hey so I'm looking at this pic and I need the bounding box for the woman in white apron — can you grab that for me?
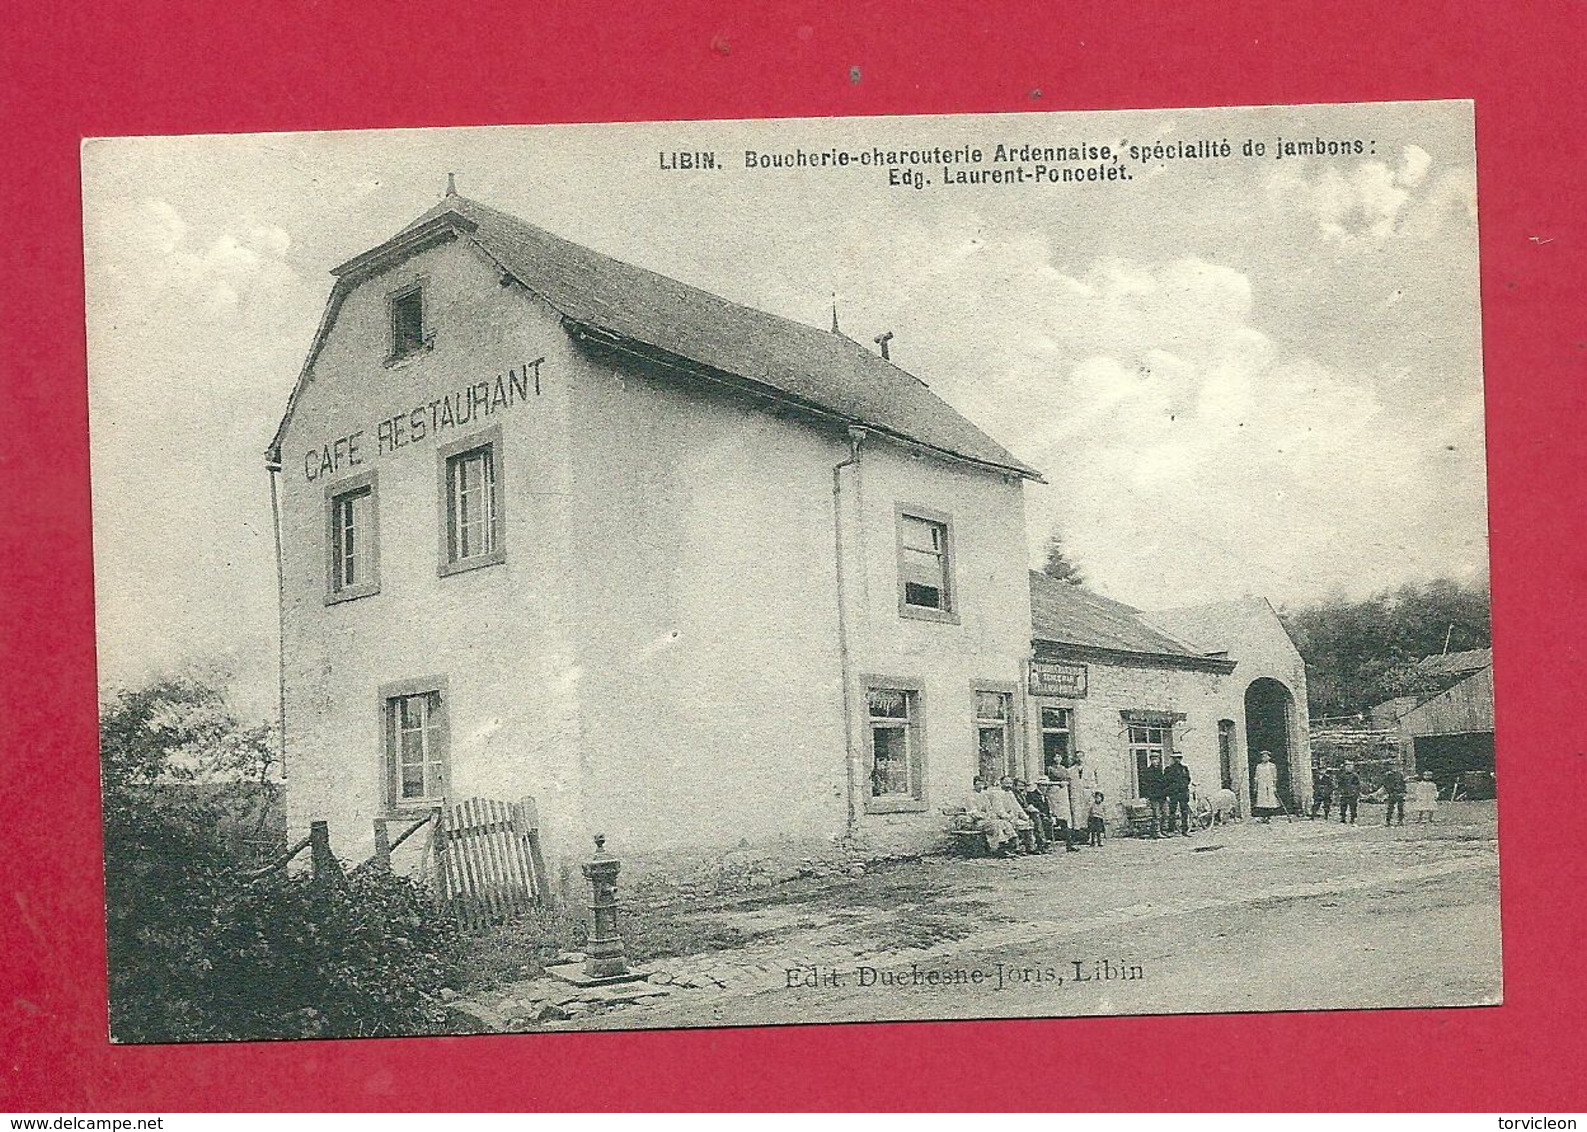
[1044,766,1077,851]
[1067,753,1096,843]
[1253,750,1282,822]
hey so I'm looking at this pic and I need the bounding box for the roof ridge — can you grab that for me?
[1029,570,1208,659]
[280,191,1042,480]
[457,195,880,359]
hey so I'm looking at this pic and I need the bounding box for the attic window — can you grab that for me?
[390,284,427,360]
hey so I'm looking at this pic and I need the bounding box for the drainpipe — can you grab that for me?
[832,426,868,837]
[267,459,288,779]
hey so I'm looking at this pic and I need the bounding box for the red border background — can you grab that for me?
[3,0,1583,1112]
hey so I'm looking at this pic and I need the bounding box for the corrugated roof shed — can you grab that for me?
[1029,571,1209,658]
[1402,663,1494,736]
[312,194,1039,479]
[1415,648,1492,680]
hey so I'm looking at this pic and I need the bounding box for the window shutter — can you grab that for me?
[429,689,450,800]
[383,699,398,808]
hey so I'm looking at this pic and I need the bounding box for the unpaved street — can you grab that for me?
[498,802,1500,1031]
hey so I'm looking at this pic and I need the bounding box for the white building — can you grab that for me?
[268,190,1039,885]
[267,189,1312,889]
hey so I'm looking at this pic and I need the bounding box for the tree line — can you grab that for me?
[1278,576,1492,718]
[1040,530,1489,720]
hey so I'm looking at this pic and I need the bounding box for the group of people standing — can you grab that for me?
[949,754,1108,856]
[952,752,1446,855]
[1312,761,1440,825]
[1135,750,1196,837]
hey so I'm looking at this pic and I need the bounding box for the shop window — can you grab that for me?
[390,283,428,360]
[381,679,449,810]
[897,508,956,622]
[1128,721,1172,797]
[438,428,505,576]
[1040,705,1074,776]
[324,471,379,604]
[975,689,1015,783]
[865,684,924,810]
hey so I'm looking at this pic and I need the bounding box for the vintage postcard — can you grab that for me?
[83,101,1496,1042]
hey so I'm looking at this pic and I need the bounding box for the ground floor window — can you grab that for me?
[866,684,923,809]
[1041,705,1074,776]
[1128,721,1171,797]
[1218,719,1237,791]
[382,680,449,809]
[974,689,1015,783]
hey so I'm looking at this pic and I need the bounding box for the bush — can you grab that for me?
[200,869,461,1041]
[109,857,462,1042]
[101,675,461,1043]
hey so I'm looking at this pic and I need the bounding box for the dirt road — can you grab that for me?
[539,802,1502,1030]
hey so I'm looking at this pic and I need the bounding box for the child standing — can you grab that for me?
[1088,791,1106,847]
[1409,772,1439,823]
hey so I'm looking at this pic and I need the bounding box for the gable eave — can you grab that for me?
[563,318,1045,483]
[266,216,505,467]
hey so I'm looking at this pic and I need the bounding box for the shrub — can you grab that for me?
[200,869,461,1041]
[101,675,461,1043]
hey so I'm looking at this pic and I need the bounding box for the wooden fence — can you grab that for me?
[432,797,551,931]
[238,799,552,932]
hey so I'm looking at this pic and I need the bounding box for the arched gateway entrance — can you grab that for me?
[1245,677,1297,809]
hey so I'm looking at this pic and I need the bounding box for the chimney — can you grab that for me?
[446,172,458,196]
[873,330,894,360]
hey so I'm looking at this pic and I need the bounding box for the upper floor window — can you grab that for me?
[438,428,506,577]
[897,508,956,622]
[324,471,379,604]
[389,283,427,360]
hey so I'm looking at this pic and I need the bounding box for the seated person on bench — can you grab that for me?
[943,777,1017,855]
[993,775,1037,853]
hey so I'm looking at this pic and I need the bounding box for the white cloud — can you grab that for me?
[1269,144,1455,246]
[825,224,1474,608]
[1399,144,1432,187]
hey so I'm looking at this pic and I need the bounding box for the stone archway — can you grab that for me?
[1245,677,1297,808]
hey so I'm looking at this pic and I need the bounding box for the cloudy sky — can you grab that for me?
[82,102,1486,719]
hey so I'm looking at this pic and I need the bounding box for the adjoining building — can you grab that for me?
[1027,579,1313,819]
[1142,599,1315,813]
[1373,648,1495,792]
[267,189,1312,888]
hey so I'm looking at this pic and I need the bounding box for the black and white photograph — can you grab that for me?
[83,100,1497,1043]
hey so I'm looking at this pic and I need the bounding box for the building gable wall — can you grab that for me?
[561,347,1035,863]
[276,236,581,867]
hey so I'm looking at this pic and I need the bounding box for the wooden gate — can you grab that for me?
[434,797,551,930]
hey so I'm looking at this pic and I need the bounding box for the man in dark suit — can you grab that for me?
[1383,764,1408,826]
[1139,752,1169,838]
[1337,760,1363,824]
[1017,778,1053,850]
[1164,751,1193,836]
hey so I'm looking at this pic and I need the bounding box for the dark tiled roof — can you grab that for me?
[1140,598,1270,655]
[1416,648,1492,679]
[1029,571,1209,659]
[374,195,1040,479]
